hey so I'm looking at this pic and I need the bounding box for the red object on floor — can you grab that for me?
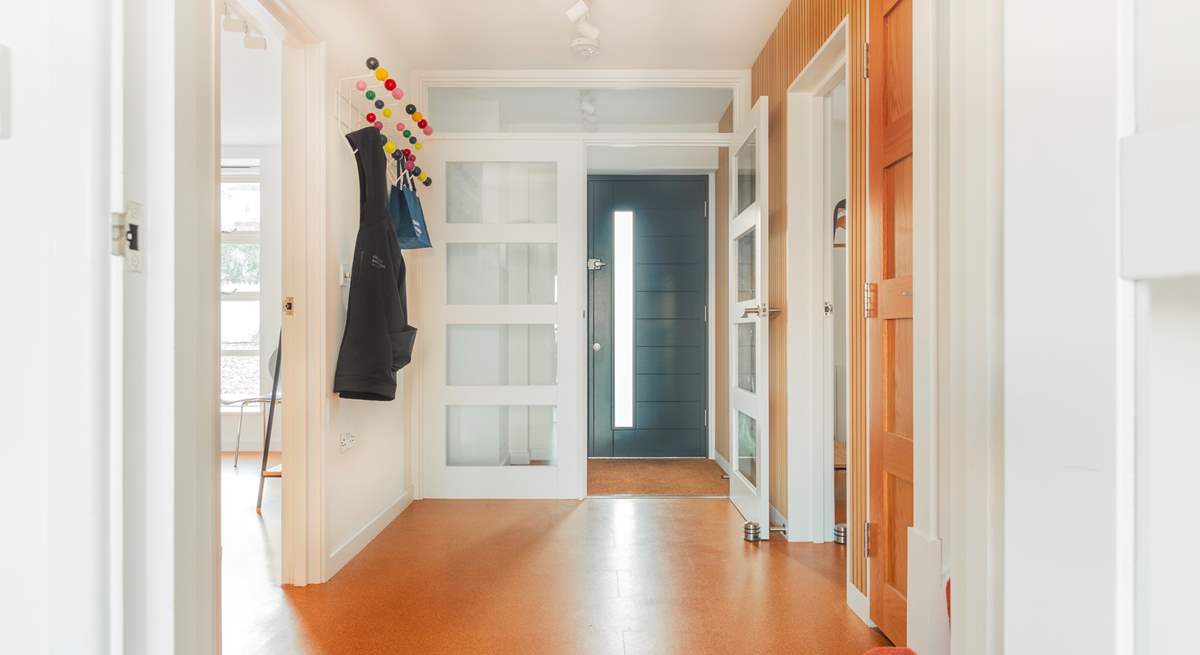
[865,649,917,655]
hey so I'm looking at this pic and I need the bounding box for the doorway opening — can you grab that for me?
[217,2,290,650]
[585,172,723,496]
[824,80,850,538]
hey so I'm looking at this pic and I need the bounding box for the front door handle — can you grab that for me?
[592,342,601,352]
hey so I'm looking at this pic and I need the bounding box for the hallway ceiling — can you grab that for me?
[365,0,791,69]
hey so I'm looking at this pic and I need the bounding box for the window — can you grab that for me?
[613,210,634,428]
[220,159,263,400]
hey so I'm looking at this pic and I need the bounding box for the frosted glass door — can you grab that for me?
[422,141,584,499]
[728,99,771,531]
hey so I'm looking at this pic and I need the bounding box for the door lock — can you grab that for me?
[592,342,601,352]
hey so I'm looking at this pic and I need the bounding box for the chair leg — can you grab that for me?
[234,402,247,468]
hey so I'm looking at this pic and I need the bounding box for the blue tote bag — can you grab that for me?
[388,170,432,250]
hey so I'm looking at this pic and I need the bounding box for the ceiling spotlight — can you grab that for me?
[565,0,590,23]
[571,36,600,59]
[243,32,268,50]
[575,18,601,41]
[222,15,247,32]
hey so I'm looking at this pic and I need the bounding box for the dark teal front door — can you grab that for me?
[588,176,708,457]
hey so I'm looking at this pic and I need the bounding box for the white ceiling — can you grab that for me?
[364,0,791,69]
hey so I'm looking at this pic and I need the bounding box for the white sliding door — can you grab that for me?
[421,140,585,499]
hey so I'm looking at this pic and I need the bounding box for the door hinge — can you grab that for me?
[704,200,709,219]
[823,301,834,316]
[703,409,708,427]
[704,304,708,322]
[864,521,872,558]
[863,283,877,319]
[587,257,607,271]
[111,201,144,272]
[863,41,870,79]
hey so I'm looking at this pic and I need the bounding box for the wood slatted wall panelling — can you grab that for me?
[848,0,867,595]
[715,106,733,464]
[748,0,866,593]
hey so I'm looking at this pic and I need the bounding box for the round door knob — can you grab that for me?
[592,342,601,352]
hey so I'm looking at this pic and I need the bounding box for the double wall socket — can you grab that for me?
[338,432,357,452]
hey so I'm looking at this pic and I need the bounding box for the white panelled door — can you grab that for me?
[1120,2,1200,653]
[421,139,585,499]
[728,99,771,530]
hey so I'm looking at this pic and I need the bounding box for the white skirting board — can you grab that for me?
[907,527,951,655]
[848,580,874,628]
[326,488,413,578]
[770,505,787,530]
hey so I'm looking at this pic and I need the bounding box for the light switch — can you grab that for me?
[0,44,10,139]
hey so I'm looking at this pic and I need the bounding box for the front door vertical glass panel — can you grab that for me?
[727,99,771,529]
[613,210,635,428]
[423,140,584,499]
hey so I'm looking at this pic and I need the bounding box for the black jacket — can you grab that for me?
[333,127,417,400]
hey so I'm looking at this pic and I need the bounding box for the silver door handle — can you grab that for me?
[741,305,782,318]
[592,342,601,352]
[587,258,607,271]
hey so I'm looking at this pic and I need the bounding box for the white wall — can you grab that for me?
[284,0,415,577]
[220,31,282,145]
[0,2,110,652]
[1004,0,1126,652]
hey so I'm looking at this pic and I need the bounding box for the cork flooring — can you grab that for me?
[222,455,889,655]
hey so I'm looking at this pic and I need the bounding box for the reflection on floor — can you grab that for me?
[220,452,302,655]
[222,455,886,654]
[588,458,728,496]
[284,499,885,654]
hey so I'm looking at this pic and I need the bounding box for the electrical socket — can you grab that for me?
[338,432,357,452]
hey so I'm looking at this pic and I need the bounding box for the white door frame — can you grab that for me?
[784,18,849,543]
[270,1,328,587]
[412,71,745,499]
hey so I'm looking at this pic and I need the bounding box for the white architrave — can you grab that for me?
[783,18,849,545]
[410,70,745,501]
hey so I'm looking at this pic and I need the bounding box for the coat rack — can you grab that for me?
[335,56,435,188]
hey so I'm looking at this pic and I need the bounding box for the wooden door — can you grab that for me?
[867,0,913,645]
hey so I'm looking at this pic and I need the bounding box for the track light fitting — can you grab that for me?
[222,16,247,33]
[565,0,599,58]
[565,0,590,23]
[243,33,268,50]
[575,18,600,41]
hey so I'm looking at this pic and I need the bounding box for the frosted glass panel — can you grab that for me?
[738,323,756,393]
[447,405,557,466]
[737,411,757,487]
[447,324,557,386]
[737,227,756,302]
[447,243,557,304]
[447,162,557,224]
[613,210,634,428]
[735,133,757,215]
